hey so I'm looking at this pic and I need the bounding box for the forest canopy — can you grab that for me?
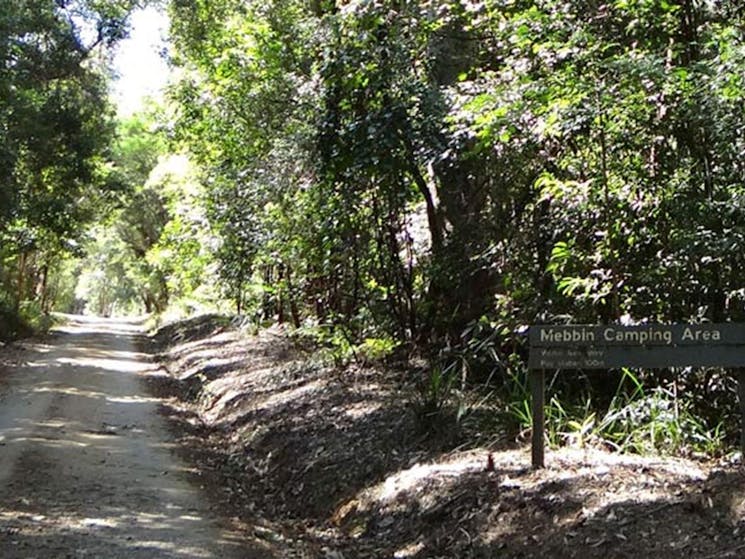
[0,0,144,332]
[164,0,745,339]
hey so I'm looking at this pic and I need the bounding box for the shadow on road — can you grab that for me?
[0,315,267,559]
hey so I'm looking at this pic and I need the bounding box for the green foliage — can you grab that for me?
[166,0,320,316]
[18,300,56,333]
[293,320,401,367]
[416,361,462,431]
[356,337,400,363]
[75,226,139,315]
[0,0,141,331]
[506,368,726,456]
[73,110,226,317]
[0,0,135,236]
[160,0,745,456]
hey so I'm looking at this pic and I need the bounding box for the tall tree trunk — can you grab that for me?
[39,264,49,313]
[15,252,27,314]
[277,263,285,324]
[285,265,301,328]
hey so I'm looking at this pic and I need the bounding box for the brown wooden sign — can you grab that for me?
[529,324,745,369]
[527,323,745,469]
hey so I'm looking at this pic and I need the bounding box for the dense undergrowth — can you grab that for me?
[425,326,733,458]
[154,314,733,461]
[0,302,57,342]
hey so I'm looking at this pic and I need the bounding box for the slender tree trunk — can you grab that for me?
[596,90,620,321]
[236,292,242,316]
[277,263,285,324]
[262,265,273,320]
[15,252,27,313]
[285,265,301,328]
[399,134,445,252]
[39,264,49,313]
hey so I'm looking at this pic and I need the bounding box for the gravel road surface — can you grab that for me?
[0,315,262,559]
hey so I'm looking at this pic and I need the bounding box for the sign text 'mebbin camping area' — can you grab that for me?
[527,323,745,468]
[529,323,745,370]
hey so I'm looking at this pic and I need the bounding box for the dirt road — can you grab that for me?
[0,315,263,559]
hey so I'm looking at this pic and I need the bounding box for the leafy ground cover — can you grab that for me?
[145,316,745,558]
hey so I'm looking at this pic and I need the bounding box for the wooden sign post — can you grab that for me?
[528,324,745,469]
[530,368,545,469]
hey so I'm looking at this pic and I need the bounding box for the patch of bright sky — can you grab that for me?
[110,5,171,116]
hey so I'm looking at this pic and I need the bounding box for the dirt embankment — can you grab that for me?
[149,315,745,559]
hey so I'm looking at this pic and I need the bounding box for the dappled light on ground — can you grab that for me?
[152,315,745,558]
[0,315,263,558]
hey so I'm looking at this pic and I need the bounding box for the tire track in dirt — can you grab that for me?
[0,315,269,559]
